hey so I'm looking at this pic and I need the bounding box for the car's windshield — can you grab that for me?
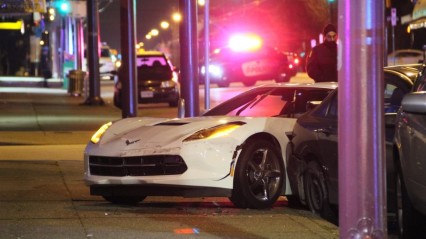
[136,55,172,80]
[203,87,332,117]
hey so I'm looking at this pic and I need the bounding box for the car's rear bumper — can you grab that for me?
[138,88,179,104]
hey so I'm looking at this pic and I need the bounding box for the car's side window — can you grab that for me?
[328,94,338,118]
[414,71,426,92]
[311,90,337,119]
[384,83,404,113]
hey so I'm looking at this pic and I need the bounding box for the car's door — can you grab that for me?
[399,74,426,207]
[311,91,339,203]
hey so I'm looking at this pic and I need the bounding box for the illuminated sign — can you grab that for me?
[0,0,47,14]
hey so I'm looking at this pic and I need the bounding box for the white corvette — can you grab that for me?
[84,82,337,208]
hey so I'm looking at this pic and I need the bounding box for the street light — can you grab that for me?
[150,29,159,36]
[160,21,170,29]
[172,13,182,22]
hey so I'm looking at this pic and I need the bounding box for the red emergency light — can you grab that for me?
[228,33,263,52]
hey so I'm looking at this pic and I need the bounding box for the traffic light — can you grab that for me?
[56,1,71,16]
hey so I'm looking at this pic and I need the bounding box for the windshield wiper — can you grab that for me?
[235,89,275,116]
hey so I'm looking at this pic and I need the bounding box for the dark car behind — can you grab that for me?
[114,51,180,108]
[393,64,426,238]
[285,64,422,224]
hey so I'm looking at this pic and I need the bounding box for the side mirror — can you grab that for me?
[401,92,426,114]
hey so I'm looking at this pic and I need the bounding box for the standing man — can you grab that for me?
[306,23,338,82]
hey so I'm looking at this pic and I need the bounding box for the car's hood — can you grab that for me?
[99,116,245,145]
[92,116,296,153]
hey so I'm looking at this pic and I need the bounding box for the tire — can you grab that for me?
[275,73,290,83]
[217,81,230,88]
[395,168,426,239]
[169,100,178,107]
[243,80,256,87]
[285,195,303,208]
[230,139,284,209]
[304,161,336,223]
[103,196,146,205]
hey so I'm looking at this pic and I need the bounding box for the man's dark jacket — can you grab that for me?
[306,41,337,82]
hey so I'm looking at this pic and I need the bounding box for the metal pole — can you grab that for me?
[76,18,84,70]
[119,0,138,118]
[339,0,387,238]
[204,0,210,111]
[179,0,199,117]
[84,0,104,105]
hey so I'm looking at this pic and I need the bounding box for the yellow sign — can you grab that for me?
[0,20,23,30]
[0,0,47,13]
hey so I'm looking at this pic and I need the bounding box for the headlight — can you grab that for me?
[161,80,176,88]
[201,64,223,78]
[183,122,245,142]
[91,122,112,144]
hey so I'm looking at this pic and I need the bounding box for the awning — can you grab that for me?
[410,0,426,29]
[0,0,47,14]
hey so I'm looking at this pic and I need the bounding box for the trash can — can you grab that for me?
[67,70,86,96]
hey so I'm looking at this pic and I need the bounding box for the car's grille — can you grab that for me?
[89,155,187,176]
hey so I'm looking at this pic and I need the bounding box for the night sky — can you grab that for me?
[99,0,178,51]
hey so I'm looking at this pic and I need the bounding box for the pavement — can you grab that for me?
[0,75,345,239]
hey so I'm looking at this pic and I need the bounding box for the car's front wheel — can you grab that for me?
[304,161,336,223]
[103,196,146,205]
[395,167,426,238]
[230,139,284,209]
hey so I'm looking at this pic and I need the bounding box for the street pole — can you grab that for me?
[179,0,199,117]
[339,0,387,238]
[84,0,104,105]
[203,0,210,111]
[119,0,138,118]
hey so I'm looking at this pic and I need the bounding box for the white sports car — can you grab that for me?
[84,82,337,208]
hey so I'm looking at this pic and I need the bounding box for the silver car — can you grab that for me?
[394,64,426,238]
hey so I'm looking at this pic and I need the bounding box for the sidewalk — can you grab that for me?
[0,86,121,145]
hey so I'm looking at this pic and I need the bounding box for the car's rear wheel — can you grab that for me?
[395,167,426,238]
[230,139,284,209]
[304,161,336,223]
[103,196,146,205]
[243,80,256,87]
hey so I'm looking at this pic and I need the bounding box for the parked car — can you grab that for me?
[82,43,120,81]
[387,49,424,66]
[285,64,422,223]
[393,64,426,238]
[85,82,337,208]
[200,45,299,87]
[99,43,119,80]
[113,50,180,108]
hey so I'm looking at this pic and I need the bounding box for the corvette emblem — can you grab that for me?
[125,139,140,145]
